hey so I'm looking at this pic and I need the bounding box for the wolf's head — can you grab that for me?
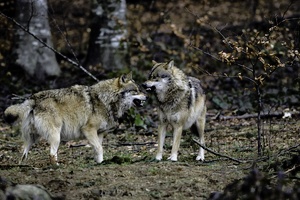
[142,60,174,94]
[142,59,188,93]
[116,72,147,117]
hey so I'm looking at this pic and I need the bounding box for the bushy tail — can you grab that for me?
[4,100,34,124]
[4,100,36,163]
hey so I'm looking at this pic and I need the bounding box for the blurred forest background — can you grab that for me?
[0,0,299,116]
[0,0,299,199]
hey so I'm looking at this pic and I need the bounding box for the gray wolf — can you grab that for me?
[142,60,206,161]
[4,72,146,165]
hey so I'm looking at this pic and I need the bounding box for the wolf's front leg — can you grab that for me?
[168,125,183,161]
[96,132,104,163]
[156,124,167,161]
[48,131,61,165]
[82,127,104,163]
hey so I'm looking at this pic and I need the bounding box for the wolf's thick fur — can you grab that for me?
[4,73,146,164]
[142,60,206,161]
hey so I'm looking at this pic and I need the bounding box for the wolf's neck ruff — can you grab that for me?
[154,66,191,109]
[156,77,190,109]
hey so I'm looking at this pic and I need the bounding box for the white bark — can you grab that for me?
[85,0,127,70]
[15,0,60,79]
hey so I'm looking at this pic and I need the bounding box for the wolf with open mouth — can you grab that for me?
[4,72,146,165]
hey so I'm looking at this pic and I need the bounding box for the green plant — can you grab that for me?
[126,108,147,129]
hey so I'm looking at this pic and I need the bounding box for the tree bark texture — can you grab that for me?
[14,0,60,79]
[85,0,127,70]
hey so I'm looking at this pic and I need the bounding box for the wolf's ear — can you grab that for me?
[126,71,133,80]
[152,60,157,65]
[120,71,132,84]
[167,60,174,69]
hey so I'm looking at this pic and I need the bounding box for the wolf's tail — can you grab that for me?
[4,100,34,124]
[4,100,36,163]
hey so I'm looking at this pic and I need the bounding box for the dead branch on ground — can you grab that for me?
[207,110,300,121]
[193,138,247,164]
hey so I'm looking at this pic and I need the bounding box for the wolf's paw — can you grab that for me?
[95,155,103,164]
[196,155,204,161]
[167,154,178,162]
[155,153,163,161]
[49,155,59,166]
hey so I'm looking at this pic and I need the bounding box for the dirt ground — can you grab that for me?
[1,114,299,199]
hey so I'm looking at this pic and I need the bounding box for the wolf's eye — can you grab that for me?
[128,90,138,95]
[160,74,169,78]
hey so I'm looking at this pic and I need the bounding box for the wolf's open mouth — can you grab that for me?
[133,99,145,107]
[145,86,156,93]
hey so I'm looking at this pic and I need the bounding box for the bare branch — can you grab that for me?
[117,142,156,146]
[281,0,296,19]
[213,26,234,50]
[48,7,82,66]
[26,0,35,31]
[0,11,99,82]
[207,110,300,121]
[189,45,221,61]
[193,138,246,163]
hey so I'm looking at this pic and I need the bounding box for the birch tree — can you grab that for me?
[85,0,127,70]
[14,0,60,79]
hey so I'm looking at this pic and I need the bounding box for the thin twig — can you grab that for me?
[0,165,33,170]
[118,142,156,146]
[277,143,300,156]
[189,45,258,85]
[281,0,295,19]
[48,7,82,66]
[0,11,99,82]
[69,144,89,148]
[26,0,34,30]
[11,94,32,100]
[193,138,246,163]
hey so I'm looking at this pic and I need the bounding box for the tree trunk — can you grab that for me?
[85,0,127,71]
[14,0,60,79]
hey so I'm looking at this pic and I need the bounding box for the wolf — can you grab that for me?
[142,60,206,161]
[4,72,146,165]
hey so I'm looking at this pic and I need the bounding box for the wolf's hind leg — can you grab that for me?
[195,109,206,161]
[156,124,167,161]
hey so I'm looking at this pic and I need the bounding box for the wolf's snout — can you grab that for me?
[142,83,155,92]
[141,83,148,89]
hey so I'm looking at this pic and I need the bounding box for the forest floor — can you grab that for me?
[0,113,299,199]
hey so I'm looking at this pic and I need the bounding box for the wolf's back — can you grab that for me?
[4,100,34,124]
